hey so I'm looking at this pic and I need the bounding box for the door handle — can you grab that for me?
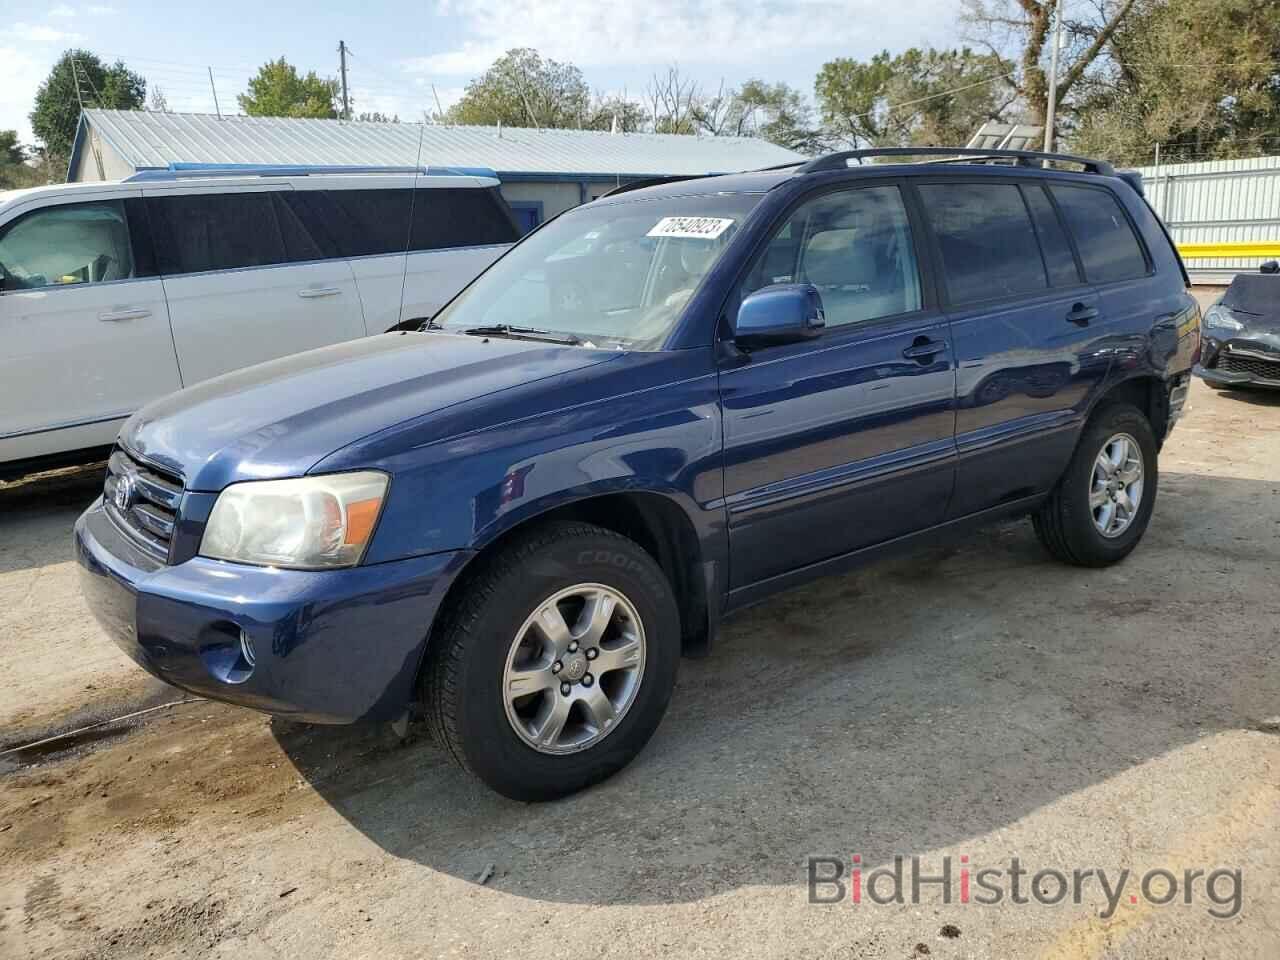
[298,287,341,299]
[98,308,151,322]
[1067,303,1098,326]
[902,338,946,362]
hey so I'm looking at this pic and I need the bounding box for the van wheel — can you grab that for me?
[422,522,680,801]
[1033,403,1158,567]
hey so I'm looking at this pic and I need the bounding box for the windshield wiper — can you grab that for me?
[463,324,582,345]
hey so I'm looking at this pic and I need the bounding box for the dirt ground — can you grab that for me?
[3,316,1279,956]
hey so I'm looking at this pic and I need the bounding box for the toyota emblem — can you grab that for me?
[114,474,136,512]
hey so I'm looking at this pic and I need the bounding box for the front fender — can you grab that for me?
[321,349,726,567]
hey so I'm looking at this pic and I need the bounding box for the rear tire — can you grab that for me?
[1033,403,1158,567]
[423,522,680,801]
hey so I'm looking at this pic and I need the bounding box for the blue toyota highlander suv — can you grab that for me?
[76,148,1200,800]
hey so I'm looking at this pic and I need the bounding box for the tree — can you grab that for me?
[446,48,591,128]
[646,66,701,134]
[0,131,45,190]
[238,58,338,119]
[29,50,146,162]
[583,94,648,133]
[960,0,1137,130]
[149,86,170,112]
[816,47,1016,148]
[1069,0,1280,164]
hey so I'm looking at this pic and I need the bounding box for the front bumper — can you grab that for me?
[1196,336,1280,390]
[75,497,465,723]
[1195,362,1280,390]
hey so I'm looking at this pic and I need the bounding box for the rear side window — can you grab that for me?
[325,188,412,257]
[410,187,520,251]
[148,192,285,274]
[1050,185,1148,283]
[919,182,1046,304]
[1022,185,1080,287]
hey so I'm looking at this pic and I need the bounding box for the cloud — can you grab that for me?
[405,0,954,77]
[86,4,118,13]
[48,4,76,17]
[0,24,86,146]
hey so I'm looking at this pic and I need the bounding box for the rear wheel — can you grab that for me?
[1033,403,1158,567]
[423,522,680,801]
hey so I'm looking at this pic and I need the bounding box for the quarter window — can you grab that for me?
[0,200,135,290]
[410,187,520,251]
[1050,185,1148,284]
[743,185,922,328]
[147,192,287,274]
[920,182,1047,304]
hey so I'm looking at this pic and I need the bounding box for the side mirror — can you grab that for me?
[735,283,825,348]
[1261,261,1279,275]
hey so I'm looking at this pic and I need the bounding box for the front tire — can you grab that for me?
[1033,403,1158,567]
[423,522,680,801]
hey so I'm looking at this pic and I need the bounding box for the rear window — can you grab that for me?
[410,187,520,251]
[147,192,287,275]
[1022,185,1081,287]
[1050,185,1148,284]
[920,182,1047,304]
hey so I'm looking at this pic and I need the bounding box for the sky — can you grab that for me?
[2,0,959,148]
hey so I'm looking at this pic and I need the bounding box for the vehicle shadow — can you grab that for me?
[1207,384,1280,407]
[0,465,105,576]
[274,470,1277,906]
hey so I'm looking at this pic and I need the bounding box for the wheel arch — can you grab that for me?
[1087,373,1170,447]
[412,489,717,712]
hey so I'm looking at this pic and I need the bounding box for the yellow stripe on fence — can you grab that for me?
[1177,241,1280,260]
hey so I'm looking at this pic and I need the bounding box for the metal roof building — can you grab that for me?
[69,109,802,231]
[1134,154,1280,284]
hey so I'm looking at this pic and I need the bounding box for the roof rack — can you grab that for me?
[795,147,1115,177]
[123,163,498,182]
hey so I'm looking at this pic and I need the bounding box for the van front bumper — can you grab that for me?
[74,497,465,724]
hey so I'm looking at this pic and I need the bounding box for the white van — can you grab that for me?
[0,167,518,478]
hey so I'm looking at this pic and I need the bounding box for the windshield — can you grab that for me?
[433,193,763,349]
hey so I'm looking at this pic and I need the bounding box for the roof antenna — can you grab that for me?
[431,84,445,124]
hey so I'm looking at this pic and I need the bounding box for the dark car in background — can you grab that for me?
[1196,264,1280,390]
[75,147,1200,801]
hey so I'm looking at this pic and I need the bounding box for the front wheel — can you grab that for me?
[423,522,680,801]
[1033,403,1159,567]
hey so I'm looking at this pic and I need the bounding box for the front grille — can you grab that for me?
[103,448,183,562]
[1219,352,1280,381]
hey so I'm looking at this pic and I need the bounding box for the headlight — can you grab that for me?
[1203,305,1245,332]
[200,472,389,569]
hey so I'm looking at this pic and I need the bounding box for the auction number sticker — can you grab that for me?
[647,216,735,240]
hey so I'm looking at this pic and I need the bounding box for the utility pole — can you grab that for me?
[1043,0,1064,154]
[338,41,351,120]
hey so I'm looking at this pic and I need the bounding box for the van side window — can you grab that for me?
[1050,185,1148,283]
[325,189,412,257]
[148,192,286,274]
[920,182,1047,304]
[410,187,521,251]
[742,185,922,328]
[0,200,135,290]
[1022,185,1081,287]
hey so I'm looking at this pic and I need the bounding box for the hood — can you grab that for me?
[1217,275,1280,339]
[121,332,615,491]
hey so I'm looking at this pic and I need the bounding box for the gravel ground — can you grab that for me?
[2,316,1278,957]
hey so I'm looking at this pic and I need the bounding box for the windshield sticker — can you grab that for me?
[647,217,735,240]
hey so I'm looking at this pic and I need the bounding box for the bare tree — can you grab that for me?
[962,0,1137,122]
[646,65,701,134]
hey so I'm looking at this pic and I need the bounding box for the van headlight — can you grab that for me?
[200,472,389,569]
